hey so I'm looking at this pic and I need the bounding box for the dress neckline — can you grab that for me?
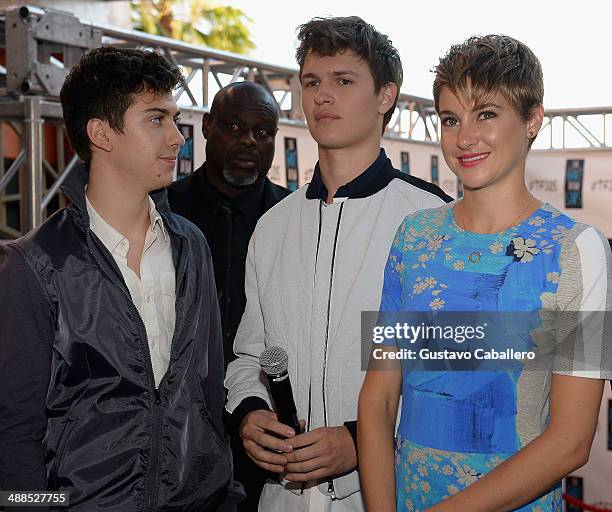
[449,201,549,238]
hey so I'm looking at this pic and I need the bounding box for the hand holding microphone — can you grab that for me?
[238,347,304,473]
[239,346,356,481]
[259,349,357,482]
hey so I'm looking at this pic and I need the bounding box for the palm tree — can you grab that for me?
[132,0,255,55]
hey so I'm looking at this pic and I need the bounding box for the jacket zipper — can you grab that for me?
[145,237,189,512]
[84,229,187,512]
[321,200,344,498]
[145,389,163,512]
[307,202,324,433]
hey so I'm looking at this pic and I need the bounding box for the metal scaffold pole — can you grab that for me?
[21,96,44,231]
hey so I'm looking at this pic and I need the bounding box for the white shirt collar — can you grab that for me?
[86,192,168,257]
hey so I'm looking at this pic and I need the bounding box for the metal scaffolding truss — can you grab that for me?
[388,102,612,149]
[387,94,440,143]
[99,23,305,122]
[0,97,80,237]
[537,107,612,150]
[0,5,611,237]
[0,6,101,237]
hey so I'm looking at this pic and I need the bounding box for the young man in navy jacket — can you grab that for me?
[0,47,241,511]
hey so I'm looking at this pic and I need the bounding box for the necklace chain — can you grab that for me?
[457,197,537,234]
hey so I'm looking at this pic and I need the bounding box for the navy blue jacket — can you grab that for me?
[0,165,241,511]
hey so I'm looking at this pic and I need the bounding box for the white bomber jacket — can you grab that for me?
[225,149,451,509]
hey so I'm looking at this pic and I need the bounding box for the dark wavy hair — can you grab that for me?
[295,16,403,131]
[60,47,184,164]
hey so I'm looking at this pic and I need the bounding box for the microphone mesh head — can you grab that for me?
[259,346,288,376]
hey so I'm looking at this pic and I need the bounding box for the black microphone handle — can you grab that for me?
[265,371,301,434]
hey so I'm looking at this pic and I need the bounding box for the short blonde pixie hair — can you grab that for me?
[433,35,543,124]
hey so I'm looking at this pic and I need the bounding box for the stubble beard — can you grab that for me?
[222,166,260,188]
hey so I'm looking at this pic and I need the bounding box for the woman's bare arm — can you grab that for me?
[358,351,402,512]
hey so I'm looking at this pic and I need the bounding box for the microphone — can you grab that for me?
[259,346,301,435]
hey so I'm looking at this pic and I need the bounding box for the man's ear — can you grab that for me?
[86,118,113,153]
[378,82,398,116]
[202,113,211,140]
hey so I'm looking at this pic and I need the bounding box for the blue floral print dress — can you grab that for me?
[379,201,612,511]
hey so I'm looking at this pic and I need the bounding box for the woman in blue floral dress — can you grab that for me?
[358,35,611,512]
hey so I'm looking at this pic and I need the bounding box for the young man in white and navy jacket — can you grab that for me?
[225,16,452,511]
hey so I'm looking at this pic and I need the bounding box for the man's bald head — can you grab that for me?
[203,81,279,196]
[209,82,279,121]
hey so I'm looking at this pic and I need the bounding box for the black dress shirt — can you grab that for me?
[168,163,291,368]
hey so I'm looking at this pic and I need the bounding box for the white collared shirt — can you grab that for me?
[86,194,176,387]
